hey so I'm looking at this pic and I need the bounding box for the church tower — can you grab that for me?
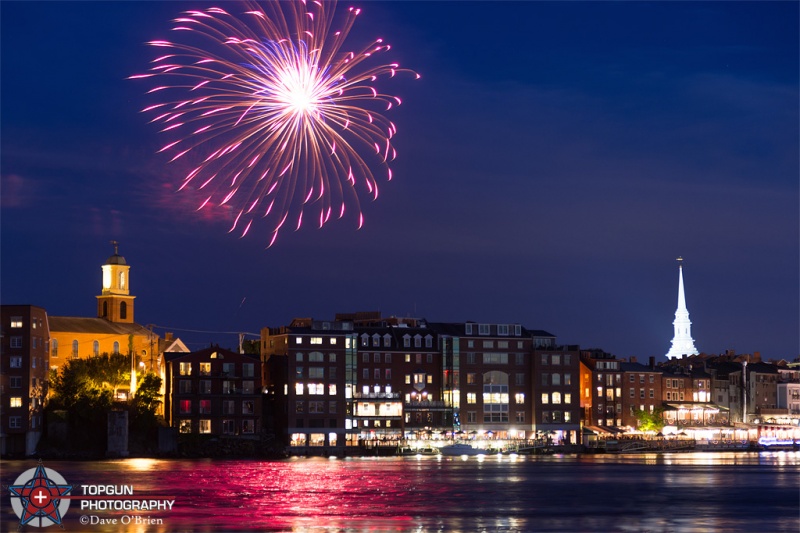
[96,241,135,324]
[666,257,698,359]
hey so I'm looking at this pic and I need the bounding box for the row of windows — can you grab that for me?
[296,366,336,379]
[542,373,573,386]
[8,317,44,329]
[363,368,392,380]
[295,383,338,396]
[51,339,120,358]
[178,380,256,395]
[179,419,255,434]
[361,334,434,348]
[597,373,622,386]
[9,337,48,350]
[540,354,573,366]
[630,374,656,384]
[296,352,334,362]
[464,340,525,349]
[178,399,255,415]
[7,356,40,369]
[8,415,42,429]
[629,388,656,399]
[541,392,572,404]
[178,362,255,377]
[296,401,338,414]
[464,324,522,336]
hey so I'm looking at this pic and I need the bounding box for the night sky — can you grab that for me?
[2,1,797,360]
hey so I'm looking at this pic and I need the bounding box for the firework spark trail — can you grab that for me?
[131,0,418,247]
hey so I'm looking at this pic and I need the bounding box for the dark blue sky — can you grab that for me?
[2,1,797,360]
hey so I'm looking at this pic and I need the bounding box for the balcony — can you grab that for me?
[353,392,400,399]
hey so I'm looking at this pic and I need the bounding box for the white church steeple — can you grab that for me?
[666,257,699,359]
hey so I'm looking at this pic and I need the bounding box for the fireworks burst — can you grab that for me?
[131,1,418,247]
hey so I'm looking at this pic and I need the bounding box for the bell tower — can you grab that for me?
[96,241,136,323]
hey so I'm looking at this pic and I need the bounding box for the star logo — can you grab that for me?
[8,460,73,528]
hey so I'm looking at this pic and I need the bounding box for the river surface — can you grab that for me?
[3,452,799,532]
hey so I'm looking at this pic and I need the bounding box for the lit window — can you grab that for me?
[180,400,192,414]
[310,337,322,344]
[199,362,211,376]
[552,392,561,404]
[515,393,525,404]
[296,337,303,344]
[329,384,337,396]
[541,393,549,404]
[199,420,211,434]
[295,383,304,395]
[564,393,572,404]
[467,393,477,404]
[10,317,22,328]
[10,397,23,408]
[179,362,192,376]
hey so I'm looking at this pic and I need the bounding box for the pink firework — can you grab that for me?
[131,1,418,247]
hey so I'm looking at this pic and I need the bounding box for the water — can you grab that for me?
[3,452,799,532]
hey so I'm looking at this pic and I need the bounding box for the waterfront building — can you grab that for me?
[659,366,721,426]
[580,349,623,430]
[164,346,262,437]
[744,362,780,424]
[533,344,582,444]
[619,358,662,429]
[350,315,440,441]
[261,318,357,455]
[429,322,534,441]
[0,305,50,456]
[48,245,160,394]
[665,258,699,359]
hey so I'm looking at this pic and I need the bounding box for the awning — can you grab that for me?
[584,425,615,435]
[663,403,728,411]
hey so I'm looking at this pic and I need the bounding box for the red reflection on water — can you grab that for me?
[162,458,428,531]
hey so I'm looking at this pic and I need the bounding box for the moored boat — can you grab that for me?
[439,443,486,456]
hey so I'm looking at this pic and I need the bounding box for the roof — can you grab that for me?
[105,253,126,265]
[620,361,662,373]
[164,346,260,363]
[49,316,150,336]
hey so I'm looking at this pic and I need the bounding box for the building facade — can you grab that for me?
[620,359,663,429]
[164,347,262,437]
[1,305,50,456]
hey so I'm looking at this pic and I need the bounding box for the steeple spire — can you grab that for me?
[666,257,699,359]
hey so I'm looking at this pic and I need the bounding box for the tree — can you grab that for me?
[45,353,164,456]
[634,407,666,432]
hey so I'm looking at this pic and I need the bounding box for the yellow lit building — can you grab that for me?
[48,244,160,393]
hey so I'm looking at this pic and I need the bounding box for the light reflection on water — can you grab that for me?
[2,452,798,532]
